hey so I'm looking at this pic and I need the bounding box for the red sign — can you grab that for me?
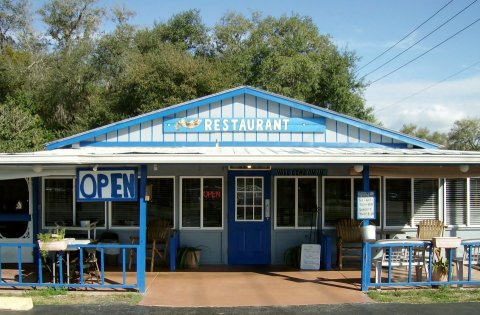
[204,191,221,200]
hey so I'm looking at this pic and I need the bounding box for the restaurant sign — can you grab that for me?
[163,117,326,133]
[76,168,137,202]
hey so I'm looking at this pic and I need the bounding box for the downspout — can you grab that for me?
[137,165,147,292]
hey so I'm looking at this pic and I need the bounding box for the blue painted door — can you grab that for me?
[228,171,271,264]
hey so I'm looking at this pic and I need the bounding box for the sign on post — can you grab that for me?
[356,191,376,220]
[76,168,138,202]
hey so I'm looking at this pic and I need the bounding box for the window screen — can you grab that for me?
[181,178,201,227]
[385,178,411,226]
[324,178,351,226]
[445,179,467,226]
[44,178,73,226]
[147,178,174,226]
[276,178,295,227]
[297,178,317,227]
[76,202,106,227]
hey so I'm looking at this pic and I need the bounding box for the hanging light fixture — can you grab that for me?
[353,165,364,173]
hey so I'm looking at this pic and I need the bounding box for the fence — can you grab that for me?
[0,243,139,290]
[361,240,480,292]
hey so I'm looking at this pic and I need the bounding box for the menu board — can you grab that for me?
[357,191,376,220]
[300,244,321,270]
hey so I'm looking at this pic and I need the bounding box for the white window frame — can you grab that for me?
[235,176,264,222]
[179,176,224,230]
[42,176,107,230]
[322,176,381,229]
[274,176,318,229]
[467,177,480,227]
[383,177,441,229]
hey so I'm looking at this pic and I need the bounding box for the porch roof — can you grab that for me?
[1,147,480,165]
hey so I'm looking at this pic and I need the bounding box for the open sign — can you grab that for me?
[76,168,138,202]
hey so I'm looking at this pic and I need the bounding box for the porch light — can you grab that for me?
[153,164,158,171]
[353,165,364,173]
[92,164,99,172]
[459,165,469,173]
[32,165,43,173]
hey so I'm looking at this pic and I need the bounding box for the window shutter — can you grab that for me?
[445,179,467,225]
[413,179,439,225]
[469,178,480,225]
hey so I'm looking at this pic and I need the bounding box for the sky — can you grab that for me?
[35,0,480,133]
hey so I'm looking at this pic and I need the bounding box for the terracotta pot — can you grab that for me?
[432,269,448,287]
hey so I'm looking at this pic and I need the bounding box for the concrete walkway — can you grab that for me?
[140,266,372,307]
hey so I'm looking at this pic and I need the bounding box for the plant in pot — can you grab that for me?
[177,246,203,269]
[37,228,67,259]
[431,257,449,286]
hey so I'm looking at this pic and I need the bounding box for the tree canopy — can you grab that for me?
[2,0,446,153]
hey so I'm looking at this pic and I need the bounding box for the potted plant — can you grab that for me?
[37,229,67,259]
[432,257,449,286]
[177,246,202,269]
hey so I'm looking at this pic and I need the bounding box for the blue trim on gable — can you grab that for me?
[79,140,410,149]
[45,86,438,150]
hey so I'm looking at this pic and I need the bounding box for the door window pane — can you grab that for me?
[236,177,263,221]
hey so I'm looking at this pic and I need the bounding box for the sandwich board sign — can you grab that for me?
[300,244,321,270]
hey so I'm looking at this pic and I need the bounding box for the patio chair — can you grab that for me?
[416,219,445,239]
[128,219,171,272]
[336,219,362,269]
[373,239,428,284]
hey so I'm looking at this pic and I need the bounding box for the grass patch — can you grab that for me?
[0,289,142,306]
[368,286,480,303]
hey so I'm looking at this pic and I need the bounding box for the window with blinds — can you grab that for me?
[445,179,467,226]
[469,178,480,225]
[413,179,439,226]
[385,178,411,227]
[44,178,73,226]
[324,178,351,227]
[147,178,174,226]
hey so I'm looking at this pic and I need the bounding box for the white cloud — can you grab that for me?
[365,75,480,133]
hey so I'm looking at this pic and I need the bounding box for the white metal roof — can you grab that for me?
[1,147,480,165]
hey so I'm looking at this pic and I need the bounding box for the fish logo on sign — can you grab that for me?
[175,118,202,130]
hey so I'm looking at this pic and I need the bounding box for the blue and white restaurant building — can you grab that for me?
[1,86,480,292]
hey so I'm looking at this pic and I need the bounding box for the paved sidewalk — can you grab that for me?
[140,267,371,306]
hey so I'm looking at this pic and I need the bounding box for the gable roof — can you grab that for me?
[45,86,439,150]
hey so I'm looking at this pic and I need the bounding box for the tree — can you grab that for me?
[38,0,105,50]
[212,13,373,121]
[0,0,30,49]
[447,118,480,151]
[399,123,447,146]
